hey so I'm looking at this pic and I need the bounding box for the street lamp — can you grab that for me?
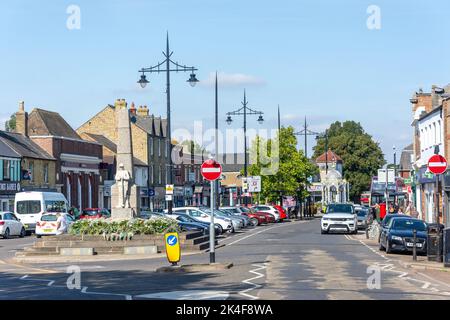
[226,90,264,206]
[315,130,329,174]
[138,33,198,214]
[295,117,319,159]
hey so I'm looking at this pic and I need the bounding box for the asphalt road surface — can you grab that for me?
[1,218,449,300]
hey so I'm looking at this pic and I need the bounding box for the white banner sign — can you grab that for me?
[377,169,395,183]
[247,176,261,193]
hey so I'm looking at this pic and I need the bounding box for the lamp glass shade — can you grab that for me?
[138,74,149,88]
[257,115,264,124]
[187,73,199,87]
[226,116,232,125]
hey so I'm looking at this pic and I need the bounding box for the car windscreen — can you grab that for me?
[16,200,41,214]
[82,210,99,216]
[41,215,57,221]
[326,204,354,214]
[392,219,427,232]
[356,210,367,217]
[240,207,250,213]
[45,200,67,213]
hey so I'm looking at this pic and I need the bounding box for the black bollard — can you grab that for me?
[365,222,369,239]
[413,229,417,261]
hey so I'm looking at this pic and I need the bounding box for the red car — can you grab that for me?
[79,208,111,220]
[239,206,276,224]
[273,205,288,220]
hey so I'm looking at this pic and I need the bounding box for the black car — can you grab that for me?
[378,214,410,242]
[379,217,428,254]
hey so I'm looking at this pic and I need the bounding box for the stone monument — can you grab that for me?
[111,99,139,219]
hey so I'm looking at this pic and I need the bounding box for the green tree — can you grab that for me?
[247,126,318,203]
[4,114,16,132]
[312,121,385,202]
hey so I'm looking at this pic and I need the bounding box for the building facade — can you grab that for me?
[0,130,56,211]
[315,150,349,204]
[14,101,102,211]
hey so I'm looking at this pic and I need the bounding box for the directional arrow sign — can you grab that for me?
[428,154,447,175]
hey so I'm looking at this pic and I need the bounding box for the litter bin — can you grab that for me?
[444,228,450,268]
[427,223,444,262]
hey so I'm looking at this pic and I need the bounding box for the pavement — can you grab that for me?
[1,217,450,300]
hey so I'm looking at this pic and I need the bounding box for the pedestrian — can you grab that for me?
[56,212,68,235]
[388,203,395,214]
[398,207,404,214]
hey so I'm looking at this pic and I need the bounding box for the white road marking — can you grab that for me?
[225,222,304,247]
[81,286,132,300]
[135,290,229,300]
[239,263,268,300]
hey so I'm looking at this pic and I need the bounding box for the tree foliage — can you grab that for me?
[247,126,318,203]
[5,114,16,132]
[312,121,385,201]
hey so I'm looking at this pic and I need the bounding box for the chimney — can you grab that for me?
[130,102,136,115]
[15,101,28,136]
[137,105,149,117]
[114,98,127,110]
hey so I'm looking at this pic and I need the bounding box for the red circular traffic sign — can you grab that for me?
[428,154,448,175]
[201,159,222,181]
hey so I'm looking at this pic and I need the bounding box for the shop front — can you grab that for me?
[0,181,20,211]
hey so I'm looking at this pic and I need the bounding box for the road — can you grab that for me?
[0,217,449,300]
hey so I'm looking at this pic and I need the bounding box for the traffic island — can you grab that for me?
[156,262,234,273]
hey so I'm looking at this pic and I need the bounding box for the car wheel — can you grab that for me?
[230,226,235,233]
[36,234,42,239]
[321,229,327,234]
[386,240,392,254]
[215,224,223,235]
[20,228,26,238]
[2,228,10,239]
[250,218,259,227]
[379,241,385,251]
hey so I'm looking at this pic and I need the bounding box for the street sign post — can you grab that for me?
[201,159,223,264]
[164,232,180,265]
[428,154,447,175]
[428,154,447,225]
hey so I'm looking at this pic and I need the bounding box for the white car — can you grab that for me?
[251,205,280,222]
[35,213,75,238]
[0,212,26,239]
[321,203,357,234]
[166,207,233,234]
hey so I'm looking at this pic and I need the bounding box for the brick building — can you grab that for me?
[410,85,450,225]
[0,130,56,211]
[77,99,170,211]
[14,101,103,211]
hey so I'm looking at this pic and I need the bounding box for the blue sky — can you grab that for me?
[1,0,450,162]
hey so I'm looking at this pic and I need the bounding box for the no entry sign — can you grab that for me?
[201,159,222,181]
[428,154,448,175]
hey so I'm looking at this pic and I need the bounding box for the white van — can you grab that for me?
[14,192,69,233]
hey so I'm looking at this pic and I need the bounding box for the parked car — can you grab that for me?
[220,207,263,226]
[378,214,410,242]
[165,207,233,234]
[140,211,165,219]
[242,207,276,223]
[175,214,220,235]
[0,212,26,239]
[200,207,245,230]
[273,205,288,220]
[35,213,75,238]
[251,205,281,222]
[379,217,428,254]
[355,207,372,229]
[79,208,111,220]
[321,203,357,234]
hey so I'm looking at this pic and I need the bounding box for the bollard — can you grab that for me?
[413,229,417,261]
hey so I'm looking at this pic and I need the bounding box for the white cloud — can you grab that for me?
[200,72,266,88]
